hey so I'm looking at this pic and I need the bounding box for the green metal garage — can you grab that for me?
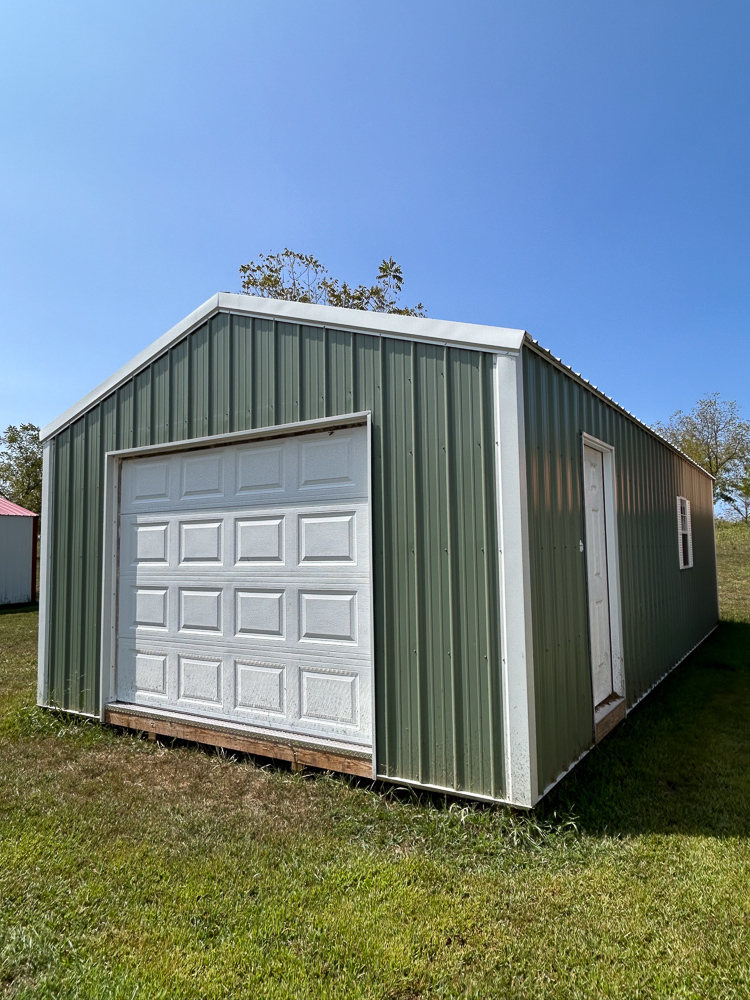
[37,294,718,806]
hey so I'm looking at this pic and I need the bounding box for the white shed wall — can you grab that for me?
[0,515,34,605]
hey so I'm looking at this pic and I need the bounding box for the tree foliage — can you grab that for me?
[725,460,750,522]
[654,392,750,508]
[239,249,426,317]
[0,423,42,514]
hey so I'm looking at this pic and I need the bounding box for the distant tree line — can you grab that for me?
[654,393,750,522]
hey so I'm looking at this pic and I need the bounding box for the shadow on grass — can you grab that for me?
[0,601,38,616]
[541,621,750,838]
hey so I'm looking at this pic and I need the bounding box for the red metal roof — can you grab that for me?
[0,496,36,517]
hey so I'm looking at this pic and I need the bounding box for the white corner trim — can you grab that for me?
[41,293,526,443]
[493,352,537,808]
[581,433,626,704]
[36,440,53,707]
[99,450,121,719]
[365,411,377,780]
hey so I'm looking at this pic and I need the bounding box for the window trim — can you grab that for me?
[677,495,693,570]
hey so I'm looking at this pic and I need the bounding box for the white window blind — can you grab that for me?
[676,496,693,569]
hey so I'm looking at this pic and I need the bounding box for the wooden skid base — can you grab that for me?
[104,706,373,779]
[594,697,626,743]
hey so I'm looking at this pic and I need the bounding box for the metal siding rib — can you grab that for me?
[43,311,506,798]
[135,370,151,447]
[327,329,355,415]
[353,334,393,772]
[383,338,420,778]
[190,324,210,439]
[276,323,301,426]
[253,318,275,427]
[67,420,86,710]
[211,313,231,437]
[117,382,134,451]
[523,347,719,792]
[301,325,326,421]
[82,409,102,714]
[414,343,453,787]
[170,340,189,442]
[449,349,500,795]
[231,316,253,432]
[102,396,118,455]
[151,354,170,445]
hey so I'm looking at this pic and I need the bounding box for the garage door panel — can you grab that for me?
[123,458,172,510]
[121,504,369,577]
[120,584,170,634]
[133,587,169,630]
[235,658,287,716]
[234,654,371,740]
[118,642,173,703]
[178,653,223,707]
[117,639,372,744]
[119,429,368,518]
[299,590,358,643]
[179,520,223,564]
[235,443,285,496]
[179,588,223,634]
[235,588,286,639]
[298,512,356,565]
[236,516,285,565]
[180,452,225,501]
[134,522,170,566]
[134,651,168,698]
[117,425,372,751]
[298,435,359,490]
[300,667,359,726]
[123,582,372,651]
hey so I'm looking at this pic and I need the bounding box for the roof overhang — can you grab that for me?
[0,496,37,516]
[41,293,526,441]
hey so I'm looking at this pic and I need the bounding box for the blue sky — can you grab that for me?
[1,1,748,432]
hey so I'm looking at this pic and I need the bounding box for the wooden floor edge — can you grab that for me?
[104,708,373,779]
[594,699,627,744]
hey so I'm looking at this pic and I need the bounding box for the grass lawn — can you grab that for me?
[1,528,749,998]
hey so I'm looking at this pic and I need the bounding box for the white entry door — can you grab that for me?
[583,443,614,707]
[115,425,372,749]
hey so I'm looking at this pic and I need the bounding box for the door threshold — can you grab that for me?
[594,695,626,743]
[104,702,374,778]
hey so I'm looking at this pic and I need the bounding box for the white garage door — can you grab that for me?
[115,424,372,749]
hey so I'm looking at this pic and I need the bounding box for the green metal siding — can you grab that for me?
[523,346,719,794]
[44,311,505,799]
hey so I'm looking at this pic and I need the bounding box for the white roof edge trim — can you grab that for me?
[523,336,716,482]
[41,292,526,441]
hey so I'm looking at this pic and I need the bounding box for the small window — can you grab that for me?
[677,496,693,569]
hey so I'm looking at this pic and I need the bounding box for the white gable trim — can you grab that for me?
[41,293,526,442]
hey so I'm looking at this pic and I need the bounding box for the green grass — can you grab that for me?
[1,527,749,998]
[716,519,750,623]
